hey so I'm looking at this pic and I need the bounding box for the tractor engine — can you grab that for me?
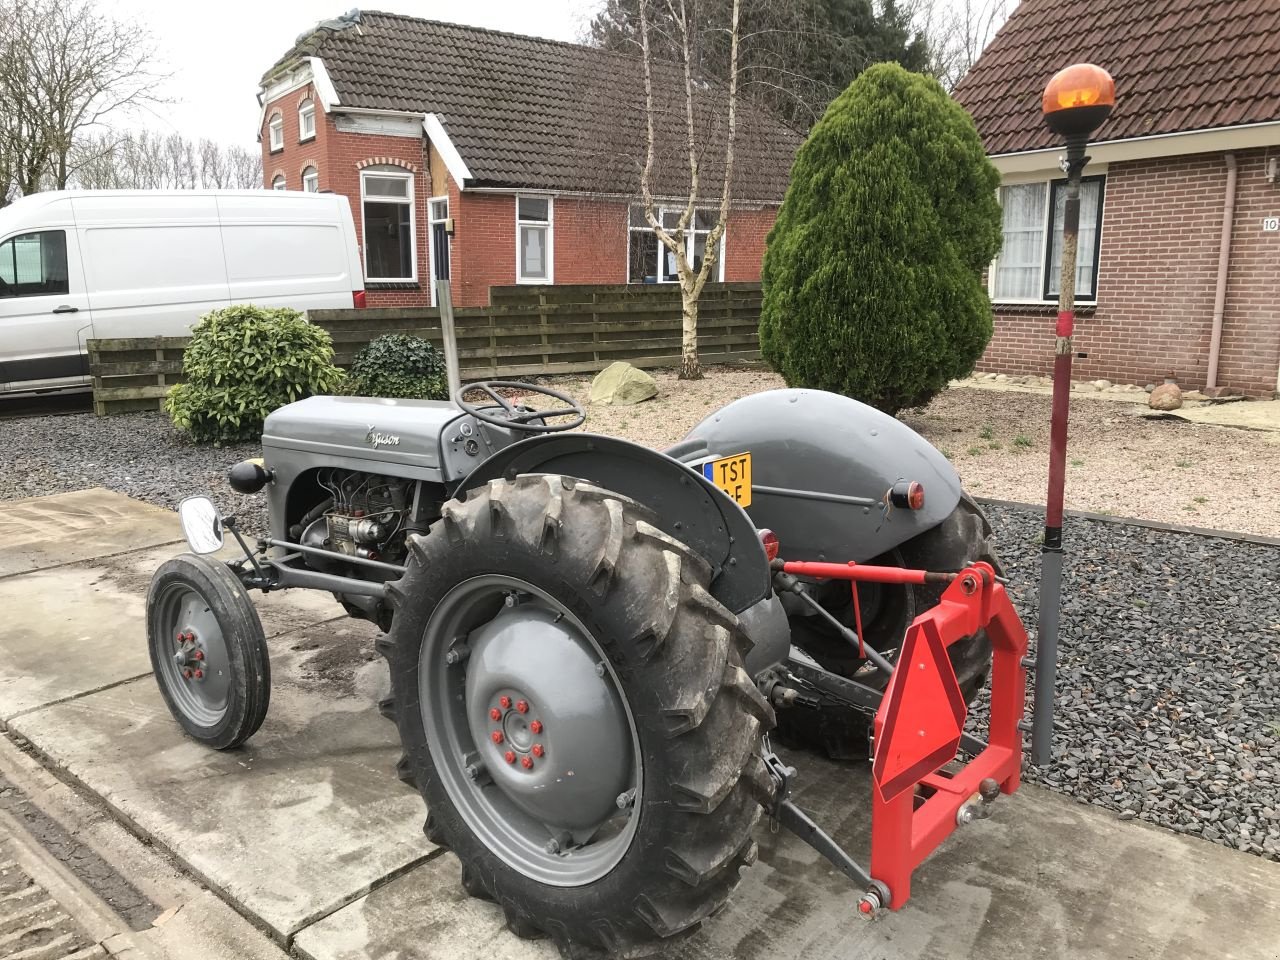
[299,469,417,570]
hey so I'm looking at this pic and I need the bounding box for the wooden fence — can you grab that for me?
[88,282,763,415]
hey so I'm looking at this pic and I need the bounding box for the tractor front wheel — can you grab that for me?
[380,475,774,958]
[146,554,271,750]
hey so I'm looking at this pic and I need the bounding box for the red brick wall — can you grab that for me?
[724,207,777,281]
[259,104,779,309]
[979,148,1279,396]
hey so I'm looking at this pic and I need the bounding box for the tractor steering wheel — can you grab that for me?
[454,380,586,433]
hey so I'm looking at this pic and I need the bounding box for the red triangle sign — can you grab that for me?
[872,617,968,803]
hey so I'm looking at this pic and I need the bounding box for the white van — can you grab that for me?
[0,190,365,395]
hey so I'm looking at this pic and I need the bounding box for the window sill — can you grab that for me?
[991,302,1097,316]
[298,135,316,145]
[516,277,552,285]
[269,147,284,156]
[366,280,420,290]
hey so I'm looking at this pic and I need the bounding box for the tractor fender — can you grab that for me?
[459,433,771,615]
[667,389,962,564]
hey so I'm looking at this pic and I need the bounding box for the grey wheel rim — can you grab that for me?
[152,582,233,726]
[419,575,643,887]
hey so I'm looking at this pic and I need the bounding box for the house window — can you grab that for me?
[301,166,318,193]
[628,205,725,284]
[268,114,284,152]
[516,196,552,283]
[362,169,415,282]
[271,174,286,191]
[298,99,316,141]
[991,176,1105,302]
[0,231,69,298]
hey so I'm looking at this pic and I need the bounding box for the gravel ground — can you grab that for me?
[982,504,1280,861]
[2,375,1278,859]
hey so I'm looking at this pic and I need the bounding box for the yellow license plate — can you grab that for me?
[703,452,752,507]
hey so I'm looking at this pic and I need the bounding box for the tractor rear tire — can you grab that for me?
[380,475,774,959]
[774,495,996,760]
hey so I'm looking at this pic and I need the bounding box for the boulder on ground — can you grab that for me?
[589,361,658,405]
[1148,382,1183,411]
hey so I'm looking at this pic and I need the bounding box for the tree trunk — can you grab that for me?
[679,289,702,380]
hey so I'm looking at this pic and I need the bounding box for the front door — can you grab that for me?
[0,229,94,394]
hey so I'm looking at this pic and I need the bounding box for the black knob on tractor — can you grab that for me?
[228,459,271,494]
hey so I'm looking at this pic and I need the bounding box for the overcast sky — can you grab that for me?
[100,1,599,149]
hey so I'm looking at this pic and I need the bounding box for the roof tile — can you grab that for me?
[270,11,800,199]
[954,0,1280,155]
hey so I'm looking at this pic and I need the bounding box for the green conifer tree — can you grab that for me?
[759,63,1002,413]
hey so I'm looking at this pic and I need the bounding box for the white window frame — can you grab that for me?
[360,168,417,283]
[989,176,1105,305]
[268,114,284,152]
[627,204,726,284]
[428,195,449,306]
[298,99,316,141]
[515,194,554,284]
[271,174,286,191]
[301,167,319,192]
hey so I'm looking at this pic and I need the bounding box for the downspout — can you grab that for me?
[1206,152,1237,390]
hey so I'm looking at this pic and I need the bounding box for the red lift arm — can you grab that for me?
[776,559,1029,913]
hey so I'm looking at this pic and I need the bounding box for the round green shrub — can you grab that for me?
[759,63,1003,415]
[343,334,448,400]
[165,305,343,444]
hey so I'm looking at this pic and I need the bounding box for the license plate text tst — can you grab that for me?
[703,453,752,507]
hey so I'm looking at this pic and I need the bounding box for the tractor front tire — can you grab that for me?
[380,475,774,958]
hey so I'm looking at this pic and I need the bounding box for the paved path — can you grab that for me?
[2,490,1279,959]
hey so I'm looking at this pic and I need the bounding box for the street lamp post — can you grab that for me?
[1031,64,1116,768]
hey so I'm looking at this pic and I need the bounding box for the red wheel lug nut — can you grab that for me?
[194,669,204,679]
[516,699,529,714]
[532,743,544,757]
[490,731,504,744]
[183,669,192,679]
[499,696,511,709]
[489,708,502,721]
[193,650,204,661]
[186,632,195,642]
[521,756,534,769]
[504,751,516,764]
[530,720,543,734]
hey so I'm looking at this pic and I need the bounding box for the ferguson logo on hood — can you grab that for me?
[365,426,401,449]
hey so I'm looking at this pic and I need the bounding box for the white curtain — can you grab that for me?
[993,183,1047,300]
[1048,180,1103,298]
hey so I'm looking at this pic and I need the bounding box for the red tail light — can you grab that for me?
[352,290,367,308]
[889,481,925,510]
[758,528,780,561]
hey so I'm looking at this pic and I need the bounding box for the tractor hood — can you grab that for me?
[263,395,464,476]
[672,389,962,563]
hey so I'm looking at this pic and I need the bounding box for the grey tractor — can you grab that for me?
[149,380,998,958]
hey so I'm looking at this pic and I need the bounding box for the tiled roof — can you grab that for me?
[269,10,801,201]
[953,0,1280,156]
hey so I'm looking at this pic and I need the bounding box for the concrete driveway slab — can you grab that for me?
[0,489,182,577]
[0,541,345,724]
[296,755,1280,960]
[8,614,435,940]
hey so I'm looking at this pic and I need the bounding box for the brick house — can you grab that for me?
[955,0,1280,396]
[257,10,800,308]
